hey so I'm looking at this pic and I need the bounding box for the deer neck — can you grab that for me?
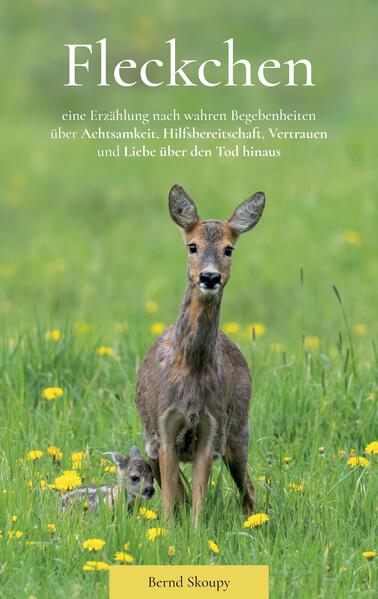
[173,281,222,372]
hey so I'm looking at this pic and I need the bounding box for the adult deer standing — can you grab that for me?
[136,185,265,525]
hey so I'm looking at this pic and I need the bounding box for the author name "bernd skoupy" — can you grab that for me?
[148,575,230,592]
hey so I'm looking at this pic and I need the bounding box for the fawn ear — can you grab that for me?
[103,452,128,477]
[129,445,142,460]
[228,192,265,235]
[169,185,199,231]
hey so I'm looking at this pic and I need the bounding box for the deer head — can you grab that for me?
[169,185,265,299]
[104,446,155,500]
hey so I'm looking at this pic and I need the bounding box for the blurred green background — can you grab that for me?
[1,0,377,344]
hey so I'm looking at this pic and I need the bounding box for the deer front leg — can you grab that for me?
[192,446,213,527]
[159,445,181,522]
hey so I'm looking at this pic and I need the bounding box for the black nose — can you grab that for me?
[143,485,155,498]
[200,271,221,289]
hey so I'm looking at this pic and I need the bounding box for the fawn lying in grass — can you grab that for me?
[61,446,155,512]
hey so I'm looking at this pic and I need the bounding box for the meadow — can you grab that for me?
[1,1,378,597]
[0,296,377,599]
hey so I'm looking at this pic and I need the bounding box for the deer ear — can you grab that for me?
[129,445,142,460]
[169,185,199,231]
[228,192,265,235]
[103,452,128,477]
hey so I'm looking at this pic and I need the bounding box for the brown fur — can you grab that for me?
[60,447,155,513]
[136,185,265,524]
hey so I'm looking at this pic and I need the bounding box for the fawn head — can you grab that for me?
[169,185,265,299]
[104,446,155,500]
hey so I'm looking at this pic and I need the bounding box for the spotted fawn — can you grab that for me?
[61,446,155,512]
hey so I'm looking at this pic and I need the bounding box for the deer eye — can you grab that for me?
[224,246,234,257]
[187,243,197,254]
[130,476,140,483]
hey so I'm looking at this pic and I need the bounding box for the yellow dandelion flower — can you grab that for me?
[342,230,361,246]
[362,551,376,561]
[104,465,116,474]
[82,538,106,552]
[83,501,89,511]
[243,513,269,528]
[288,481,305,492]
[167,546,175,557]
[222,322,240,334]
[47,446,63,461]
[145,300,158,314]
[114,551,134,563]
[26,480,33,490]
[96,346,114,356]
[11,515,17,523]
[348,456,369,468]
[208,540,219,554]
[8,530,24,539]
[256,476,272,485]
[27,450,43,461]
[146,527,168,541]
[365,441,378,455]
[271,342,285,352]
[247,323,266,338]
[74,322,91,335]
[283,456,292,464]
[47,483,56,490]
[139,507,158,520]
[82,561,109,571]
[71,451,84,469]
[41,387,64,401]
[304,336,320,349]
[54,470,82,491]
[39,480,47,489]
[353,324,368,336]
[47,523,56,533]
[44,329,61,341]
[150,322,166,336]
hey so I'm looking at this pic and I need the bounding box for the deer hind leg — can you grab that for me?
[152,455,188,503]
[149,457,161,488]
[192,445,213,527]
[159,445,182,522]
[223,446,255,516]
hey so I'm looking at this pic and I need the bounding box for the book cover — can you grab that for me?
[1,1,377,598]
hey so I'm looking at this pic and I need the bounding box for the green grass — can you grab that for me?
[0,313,377,598]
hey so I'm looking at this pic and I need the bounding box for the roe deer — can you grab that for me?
[136,185,265,525]
[61,446,154,512]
